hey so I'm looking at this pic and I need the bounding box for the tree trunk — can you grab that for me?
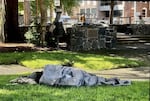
[39,0,47,47]
[109,0,114,24]
[50,0,54,23]
[24,0,31,25]
[0,0,5,43]
[36,0,39,17]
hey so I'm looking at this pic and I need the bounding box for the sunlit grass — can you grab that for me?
[0,51,144,70]
[0,75,149,101]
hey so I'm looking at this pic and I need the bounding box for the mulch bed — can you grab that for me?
[0,43,55,52]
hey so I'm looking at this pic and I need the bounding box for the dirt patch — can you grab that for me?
[0,43,55,52]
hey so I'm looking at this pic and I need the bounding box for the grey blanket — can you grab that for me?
[10,64,131,86]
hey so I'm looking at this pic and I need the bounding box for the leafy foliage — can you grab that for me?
[61,0,80,15]
[24,21,41,45]
[18,2,24,15]
[30,0,80,16]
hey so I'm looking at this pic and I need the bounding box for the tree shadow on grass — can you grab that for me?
[0,51,143,70]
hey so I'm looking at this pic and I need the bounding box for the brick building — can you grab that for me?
[71,1,150,24]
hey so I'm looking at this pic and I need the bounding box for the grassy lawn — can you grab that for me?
[0,75,149,101]
[0,51,144,70]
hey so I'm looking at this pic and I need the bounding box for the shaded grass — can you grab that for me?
[0,75,149,101]
[0,51,144,70]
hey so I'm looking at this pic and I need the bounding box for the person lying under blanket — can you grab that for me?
[10,64,131,86]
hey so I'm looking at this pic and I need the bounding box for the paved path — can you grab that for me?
[91,67,150,81]
[0,65,42,75]
[0,65,149,81]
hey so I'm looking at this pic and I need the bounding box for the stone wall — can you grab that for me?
[113,24,150,35]
[131,24,150,35]
[69,25,116,51]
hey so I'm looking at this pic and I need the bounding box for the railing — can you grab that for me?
[113,17,150,25]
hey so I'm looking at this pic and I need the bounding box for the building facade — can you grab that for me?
[71,1,150,24]
[124,1,150,24]
[72,0,100,23]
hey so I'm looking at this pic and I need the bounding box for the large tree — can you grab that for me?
[0,0,5,43]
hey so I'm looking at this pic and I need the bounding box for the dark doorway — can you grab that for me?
[5,0,23,42]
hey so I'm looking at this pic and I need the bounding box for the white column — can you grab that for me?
[134,1,137,24]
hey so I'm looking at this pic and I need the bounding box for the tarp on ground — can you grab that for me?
[10,64,131,86]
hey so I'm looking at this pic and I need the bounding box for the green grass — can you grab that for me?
[0,75,149,101]
[0,51,144,70]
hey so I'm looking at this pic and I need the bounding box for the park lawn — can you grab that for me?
[0,75,149,101]
[0,51,144,70]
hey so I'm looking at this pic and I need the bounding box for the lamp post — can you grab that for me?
[54,0,62,23]
[54,0,62,49]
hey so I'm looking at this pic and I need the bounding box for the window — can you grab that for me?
[104,10,122,17]
[114,10,122,17]
[86,8,90,14]
[105,11,109,17]
[91,8,97,14]
[80,9,85,14]
[86,8,90,18]
[91,8,97,18]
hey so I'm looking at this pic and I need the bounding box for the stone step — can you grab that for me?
[117,40,150,45]
[117,35,150,39]
[116,34,150,45]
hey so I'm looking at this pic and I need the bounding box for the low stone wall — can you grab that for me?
[131,24,150,35]
[112,24,150,35]
[68,25,116,51]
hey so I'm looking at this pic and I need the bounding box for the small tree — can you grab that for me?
[26,0,80,47]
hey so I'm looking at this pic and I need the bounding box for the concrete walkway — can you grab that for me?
[0,65,149,81]
[92,67,150,81]
[0,65,42,75]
